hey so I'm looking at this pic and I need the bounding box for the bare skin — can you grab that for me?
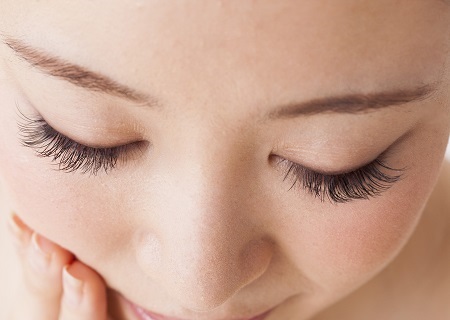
[0,1,450,319]
[3,161,450,319]
[313,160,450,319]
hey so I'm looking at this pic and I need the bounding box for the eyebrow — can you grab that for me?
[266,81,439,119]
[3,37,158,106]
[2,37,439,119]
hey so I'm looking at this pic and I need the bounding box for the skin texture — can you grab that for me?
[0,0,450,319]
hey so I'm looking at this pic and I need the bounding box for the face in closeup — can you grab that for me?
[0,0,449,319]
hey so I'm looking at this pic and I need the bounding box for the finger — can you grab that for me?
[59,260,108,320]
[7,213,74,320]
[7,212,33,253]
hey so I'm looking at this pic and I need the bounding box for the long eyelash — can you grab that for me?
[17,110,131,175]
[277,156,406,204]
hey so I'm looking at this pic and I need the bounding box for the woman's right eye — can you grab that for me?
[17,110,143,176]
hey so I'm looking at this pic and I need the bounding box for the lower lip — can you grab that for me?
[123,296,273,320]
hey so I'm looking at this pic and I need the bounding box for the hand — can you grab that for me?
[6,213,109,320]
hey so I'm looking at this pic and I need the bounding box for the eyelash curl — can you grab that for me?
[17,109,139,175]
[275,155,406,204]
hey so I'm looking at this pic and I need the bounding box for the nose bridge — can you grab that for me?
[166,149,271,311]
[142,126,274,311]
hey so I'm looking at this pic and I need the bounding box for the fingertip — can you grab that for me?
[7,212,32,247]
[61,261,108,319]
[67,261,107,300]
[62,264,84,307]
[32,232,59,256]
[28,232,74,272]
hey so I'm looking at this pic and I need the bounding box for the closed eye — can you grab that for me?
[275,154,406,204]
[16,108,145,175]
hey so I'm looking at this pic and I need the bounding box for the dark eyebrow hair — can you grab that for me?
[266,81,439,119]
[2,37,159,106]
[2,37,440,119]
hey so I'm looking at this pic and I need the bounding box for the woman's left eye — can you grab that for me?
[17,110,143,175]
[275,154,406,204]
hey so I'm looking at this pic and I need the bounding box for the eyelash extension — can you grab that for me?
[277,155,406,204]
[17,110,135,175]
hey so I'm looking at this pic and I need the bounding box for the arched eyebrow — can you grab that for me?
[2,37,440,119]
[2,37,158,107]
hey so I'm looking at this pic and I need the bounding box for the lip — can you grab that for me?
[122,295,274,320]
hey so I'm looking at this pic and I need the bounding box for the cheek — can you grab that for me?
[0,150,135,270]
[314,199,420,280]
[279,188,427,301]
[0,112,125,267]
[284,160,443,296]
[0,146,104,248]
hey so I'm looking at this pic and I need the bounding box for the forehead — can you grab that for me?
[1,0,449,110]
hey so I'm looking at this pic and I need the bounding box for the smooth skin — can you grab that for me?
[0,0,450,319]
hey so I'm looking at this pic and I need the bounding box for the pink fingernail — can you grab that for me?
[7,214,26,246]
[63,265,84,307]
[33,232,57,255]
[29,233,52,272]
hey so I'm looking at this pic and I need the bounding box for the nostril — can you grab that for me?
[237,238,274,288]
[164,238,275,312]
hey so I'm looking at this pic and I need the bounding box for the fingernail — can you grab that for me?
[29,233,52,272]
[33,232,57,254]
[7,214,26,246]
[63,265,84,307]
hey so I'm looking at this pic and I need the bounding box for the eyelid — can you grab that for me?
[276,130,410,176]
[277,147,404,177]
[17,106,142,148]
[291,157,382,176]
[16,108,146,175]
[273,152,373,176]
[42,119,130,150]
[275,152,406,204]
[46,117,140,149]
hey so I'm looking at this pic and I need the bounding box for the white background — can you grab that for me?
[447,139,450,160]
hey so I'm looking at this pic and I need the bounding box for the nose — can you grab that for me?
[135,141,275,311]
[164,224,274,312]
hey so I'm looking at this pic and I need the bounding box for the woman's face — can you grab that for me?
[0,0,449,319]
